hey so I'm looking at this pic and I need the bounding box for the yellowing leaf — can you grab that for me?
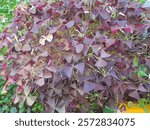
[39,37,46,45]
[133,56,139,67]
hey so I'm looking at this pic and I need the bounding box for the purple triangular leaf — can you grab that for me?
[101,50,111,58]
[75,44,84,53]
[106,38,115,47]
[83,81,97,93]
[43,69,52,79]
[40,50,48,57]
[125,40,132,49]
[72,54,80,63]
[31,24,39,34]
[46,65,57,73]
[66,20,75,28]
[64,66,73,78]
[92,44,103,55]
[83,37,94,45]
[100,10,110,20]
[128,85,136,90]
[35,78,45,86]
[56,100,66,113]
[46,97,56,108]
[109,69,119,80]
[74,63,85,74]
[95,59,107,67]
[64,54,72,63]
[138,84,147,92]
[49,26,57,33]
[129,90,140,100]
[75,2,82,8]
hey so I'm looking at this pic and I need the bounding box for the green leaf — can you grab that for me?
[38,105,44,112]
[0,101,3,105]
[138,98,147,107]
[8,84,17,91]
[2,105,9,112]
[0,107,3,113]
[26,0,30,5]
[103,106,115,113]
[90,102,99,110]
[31,107,37,112]
[1,46,8,55]
[143,107,149,113]
[26,108,31,113]
[10,107,17,113]
[133,56,139,67]
[3,97,9,103]
[140,0,146,4]
[19,106,26,113]
[137,71,148,78]
[127,101,133,108]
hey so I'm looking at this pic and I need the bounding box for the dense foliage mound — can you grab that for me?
[0,0,150,112]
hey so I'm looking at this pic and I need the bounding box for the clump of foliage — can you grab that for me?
[125,97,150,112]
[0,0,150,112]
[0,0,45,113]
[0,76,44,113]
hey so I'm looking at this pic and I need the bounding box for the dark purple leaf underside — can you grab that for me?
[64,66,73,78]
[129,90,140,100]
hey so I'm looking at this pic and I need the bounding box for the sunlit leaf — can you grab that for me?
[26,96,37,106]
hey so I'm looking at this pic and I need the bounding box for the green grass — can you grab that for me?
[0,0,22,33]
[0,76,45,113]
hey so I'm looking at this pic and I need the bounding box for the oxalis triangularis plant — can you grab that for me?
[0,0,150,112]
